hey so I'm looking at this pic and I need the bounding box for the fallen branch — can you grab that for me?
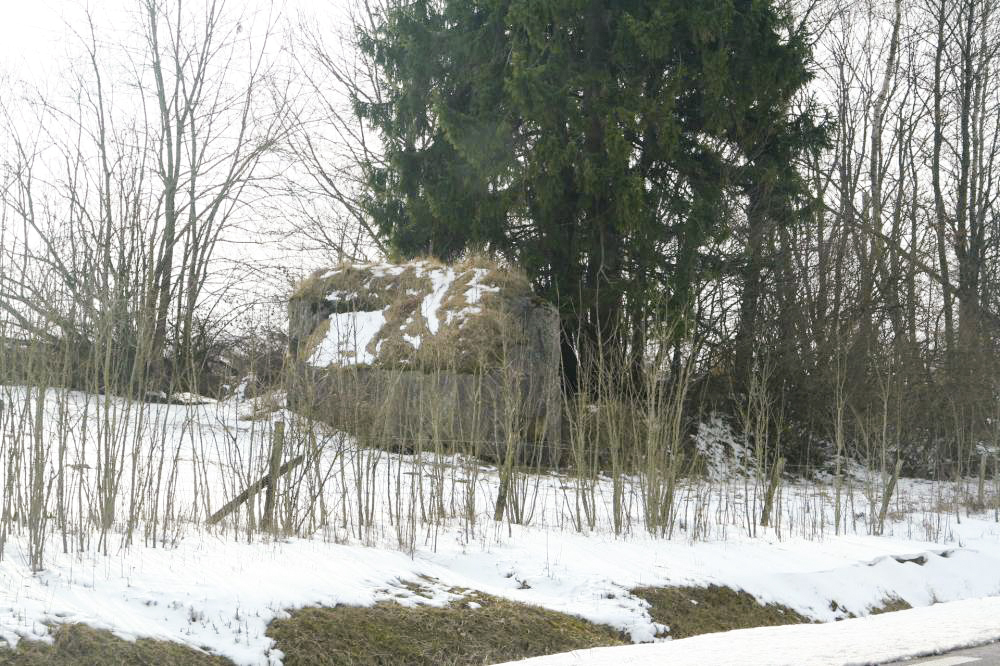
[207,453,305,526]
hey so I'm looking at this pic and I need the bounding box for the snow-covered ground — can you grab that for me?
[0,387,998,665]
[496,597,1000,665]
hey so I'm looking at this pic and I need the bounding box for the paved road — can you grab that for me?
[883,642,1000,665]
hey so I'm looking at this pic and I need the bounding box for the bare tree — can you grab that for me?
[281,1,394,262]
[0,0,288,394]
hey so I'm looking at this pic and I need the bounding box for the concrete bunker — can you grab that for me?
[287,259,561,463]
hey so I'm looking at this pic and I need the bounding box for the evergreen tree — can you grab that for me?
[354,0,825,390]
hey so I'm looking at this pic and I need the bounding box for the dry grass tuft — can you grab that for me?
[266,593,624,665]
[632,585,809,638]
[291,258,537,373]
[868,597,912,614]
[0,624,232,665]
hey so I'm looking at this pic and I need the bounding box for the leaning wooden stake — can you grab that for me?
[876,459,903,535]
[760,456,785,528]
[262,421,286,531]
[207,423,302,527]
[977,453,987,509]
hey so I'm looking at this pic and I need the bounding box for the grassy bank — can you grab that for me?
[0,584,837,664]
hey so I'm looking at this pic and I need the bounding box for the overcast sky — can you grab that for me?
[0,0,352,81]
[0,0,65,78]
[0,0,359,326]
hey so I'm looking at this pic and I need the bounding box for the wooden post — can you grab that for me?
[262,421,285,532]
[760,456,785,528]
[977,453,987,508]
[877,459,903,535]
[206,452,303,526]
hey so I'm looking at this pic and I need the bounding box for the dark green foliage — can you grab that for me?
[355,0,825,389]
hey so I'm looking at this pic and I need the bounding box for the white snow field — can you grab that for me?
[495,596,1000,665]
[0,386,998,664]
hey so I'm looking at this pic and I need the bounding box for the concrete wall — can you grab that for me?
[287,289,562,464]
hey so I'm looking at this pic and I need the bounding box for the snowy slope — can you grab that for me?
[0,387,998,664]
[495,597,1000,666]
[4,526,999,665]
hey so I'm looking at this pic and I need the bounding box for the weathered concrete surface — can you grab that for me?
[287,259,561,462]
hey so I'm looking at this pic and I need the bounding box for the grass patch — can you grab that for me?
[266,592,624,665]
[632,585,809,639]
[0,590,918,664]
[868,597,912,615]
[0,624,231,665]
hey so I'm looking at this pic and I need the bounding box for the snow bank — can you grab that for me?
[3,520,999,664]
[0,387,998,665]
[495,596,1000,665]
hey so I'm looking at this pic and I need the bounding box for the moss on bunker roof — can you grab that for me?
[291,257,546,372]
